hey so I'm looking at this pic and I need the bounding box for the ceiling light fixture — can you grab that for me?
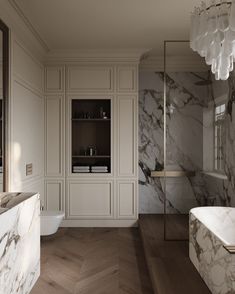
[190,0,235,80]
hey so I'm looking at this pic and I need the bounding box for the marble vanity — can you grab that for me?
[0,192,40,294]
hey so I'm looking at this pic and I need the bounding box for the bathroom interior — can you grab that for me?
[0,0,235,293]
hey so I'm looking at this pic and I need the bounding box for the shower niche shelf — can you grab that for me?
[71,99,111,174]
[151,170,195,178]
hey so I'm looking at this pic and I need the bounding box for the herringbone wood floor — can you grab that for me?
[31,228,153,294]
[139,215,211,294]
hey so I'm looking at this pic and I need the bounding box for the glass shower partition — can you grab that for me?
[164,41,209,240]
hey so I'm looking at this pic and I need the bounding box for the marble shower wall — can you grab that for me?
[139,71,235,214]
[139,72,165,213]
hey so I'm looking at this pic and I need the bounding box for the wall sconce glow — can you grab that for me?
[190,0,235,80]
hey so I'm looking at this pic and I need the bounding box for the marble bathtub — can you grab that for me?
[189,207,235,294]
[0,192,40,294]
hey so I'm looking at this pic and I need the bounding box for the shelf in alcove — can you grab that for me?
[72,118,110,122]
[72,155,111,158]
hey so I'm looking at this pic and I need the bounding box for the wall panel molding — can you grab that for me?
[45,179,64,211]
[117,95,137,177]
[117,180,137,219]
[45,66,64,93]
[117,65,137,92]
[45,95,64,177]
[66,66,114,92]
[9,37,44,201]
[13,78,44,99]
[67,180,114,219]
[13,40,44,94]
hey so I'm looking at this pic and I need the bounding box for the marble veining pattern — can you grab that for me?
[224,72,235,207]
[139,71,208,213]
[189,207,235,294]
[139,71,235,214]
[0,193,40,294]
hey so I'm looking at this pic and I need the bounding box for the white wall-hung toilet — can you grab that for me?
[40,210,65,236]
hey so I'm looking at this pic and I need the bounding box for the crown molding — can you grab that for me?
[140,54,209,72]
[8,0,49,52]
[44,48,150,64]
[0,0,48,60]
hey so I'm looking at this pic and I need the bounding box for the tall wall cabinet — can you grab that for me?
[45,60,138,226]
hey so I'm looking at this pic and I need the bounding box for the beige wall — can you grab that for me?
[0,0,46,202]
[9,38,45,203]
[44,64,139,226]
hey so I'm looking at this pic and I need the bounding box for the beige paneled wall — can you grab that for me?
[67,66,114,92]
[9,38,45,203]
[45,95,64,176]
[8,35,139,226]
[117,96,136,176]
[45,62,139,227]
[44,65,65,213]
[1,0,141,223]
[0,0,46,201]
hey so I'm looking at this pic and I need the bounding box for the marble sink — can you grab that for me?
[0,192,40,294]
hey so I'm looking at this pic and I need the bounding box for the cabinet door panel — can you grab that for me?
[117,96,136,176]
[45,96,64,176]
[68,181,113,218]
[118,181,136,218]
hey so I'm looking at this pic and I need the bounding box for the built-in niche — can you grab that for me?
[71,99,111,173]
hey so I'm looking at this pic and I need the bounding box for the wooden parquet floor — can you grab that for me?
[31,228,153,294]
[139,215,211,294]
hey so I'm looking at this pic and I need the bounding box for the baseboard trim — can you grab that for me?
[61,219,138,227]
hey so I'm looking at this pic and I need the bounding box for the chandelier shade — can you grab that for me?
[190,0,235,80]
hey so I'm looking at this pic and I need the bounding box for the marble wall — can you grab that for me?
[139,70,235,214]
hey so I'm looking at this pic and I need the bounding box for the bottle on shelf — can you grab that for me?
[87,146,97,156]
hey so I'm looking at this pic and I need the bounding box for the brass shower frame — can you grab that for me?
[163,40,191,241]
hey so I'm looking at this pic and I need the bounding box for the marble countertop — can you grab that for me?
[0,192,38,215]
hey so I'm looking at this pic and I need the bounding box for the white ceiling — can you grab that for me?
[13,0,201,54]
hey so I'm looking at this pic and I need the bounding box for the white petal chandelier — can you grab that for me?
[190,0,235,80]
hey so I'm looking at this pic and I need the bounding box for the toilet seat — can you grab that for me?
[41,210,65,217]
[40,210,65,236]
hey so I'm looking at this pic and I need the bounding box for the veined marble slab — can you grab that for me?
[189,206,235,294]
[139,70,235,214]
[0,192,40,294]
[139,71,209,213]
